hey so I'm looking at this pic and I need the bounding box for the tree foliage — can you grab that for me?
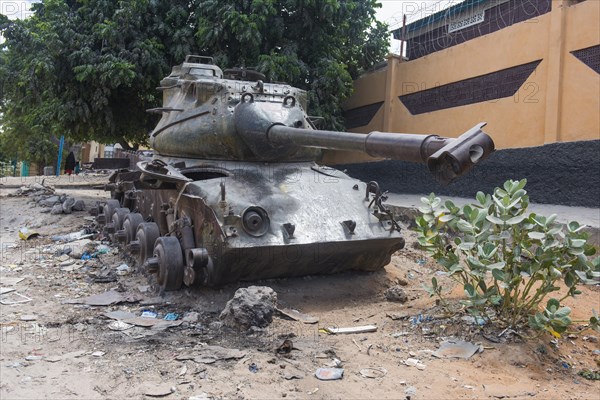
[0,0,388,161]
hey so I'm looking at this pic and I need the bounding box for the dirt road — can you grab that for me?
[1,185,599,399]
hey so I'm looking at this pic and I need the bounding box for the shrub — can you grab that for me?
[415,179,600,337]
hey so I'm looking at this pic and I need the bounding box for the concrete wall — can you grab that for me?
[342,0,599,151]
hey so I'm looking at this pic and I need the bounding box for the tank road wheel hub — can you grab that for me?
[102,199,121,224]
[109,207,130,241]
[119,212,144,245]
[134,222,160,267]
[154,236,184,291]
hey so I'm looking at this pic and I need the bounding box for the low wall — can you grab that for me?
[338,140,600,208]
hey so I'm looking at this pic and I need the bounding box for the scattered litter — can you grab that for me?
[359,367,387,379]
[584,335,599,343]
[25,355,43,361]
[325,358,343,368]
[116,264,130,276]
[178,364,188,377]
[461,315,487,326]
[51,229,94,242]
[144,384,176,397]
[307,388,319,395]
[104,310,137,320]
[0,292,33,305]
[277,307,319,324]
[20,315,37,321]
[403,358,426,370]
[18,227,39,241]
[44,356,62,363]
[176,345,246,364]
[386,312,410,321]
[283,371,304,380]
[64,290,142,306]
[432,339,481,360]
[464,385,475,390]
[391,332,410,338]
[248,362,259,373]
[163,313,179,321]
[182,312,199,323]
[141,310,158,319]
[410,314,432,325]
[0,287,16,295]
[0,277,25,286]
[276,339,294,354]
[108,320,134,331]
[188,393,210,400]
[92,351,105,358]
[315,367,344,380]
[322,325,377,334]
[416,259,426,266]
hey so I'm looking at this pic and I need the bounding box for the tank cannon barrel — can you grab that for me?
[233,96,495,184]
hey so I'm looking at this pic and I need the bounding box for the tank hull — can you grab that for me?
[108,160,404,287]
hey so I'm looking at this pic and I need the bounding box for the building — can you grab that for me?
[337,0,599,207]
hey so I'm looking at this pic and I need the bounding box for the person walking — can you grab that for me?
[65,151,76,175]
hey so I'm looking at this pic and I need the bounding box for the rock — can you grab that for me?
[40,196,60,207]
[50,204,63,215]
[384,285,408,303]
[396,277,409,286]
[219,286,277,330]
[40,207,51,214]
[72,199,85,211]
[62,197,75,214]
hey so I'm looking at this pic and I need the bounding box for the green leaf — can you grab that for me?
[528,232,546,240]
[486,215,505,225]
[505,214,526,225]
[476,191,486,205]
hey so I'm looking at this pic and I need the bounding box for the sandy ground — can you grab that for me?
[0,184,599,400]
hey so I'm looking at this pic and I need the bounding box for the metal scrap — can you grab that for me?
[276,307,319,324]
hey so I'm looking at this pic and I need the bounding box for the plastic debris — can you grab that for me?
[18,227,40,241]
[51,229,93,242]
[141,310,158,318]
[248,362,259,373]
[323,325,377,334]
[144,384,176,397]
[461,315,487,326]
[315,367,344,380]
[404,358,426,370]
[359,367,387,379]
[163,313,179,321]
[92,351,105,357]
[0,292,33,305]
[432,339,481,360]
[108,320,134,331]
[116,264,130,275]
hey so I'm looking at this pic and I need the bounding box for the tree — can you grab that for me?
[0,0,388,156]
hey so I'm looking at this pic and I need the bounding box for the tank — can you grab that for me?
[94,55,495,291]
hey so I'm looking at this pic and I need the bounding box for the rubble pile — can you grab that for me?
[12,182,86,214]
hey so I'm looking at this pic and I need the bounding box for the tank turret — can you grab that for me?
[97,56,496,291]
